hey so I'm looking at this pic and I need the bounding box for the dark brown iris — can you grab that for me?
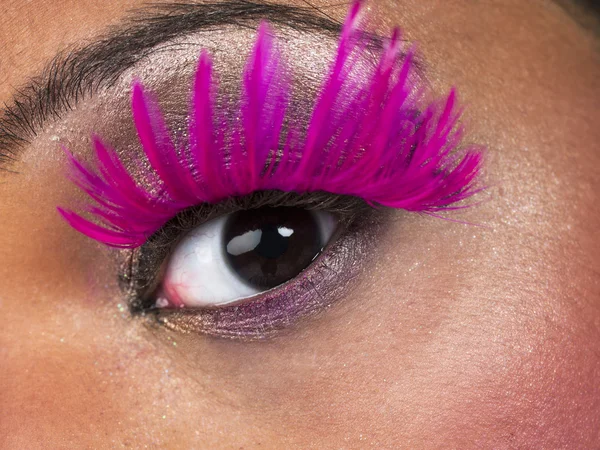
[223,207,323,289]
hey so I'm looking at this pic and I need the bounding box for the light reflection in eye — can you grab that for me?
[226,230,263,256]
[159,207,336,308]
[278,227,294,237]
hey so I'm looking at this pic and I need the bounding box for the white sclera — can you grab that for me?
[162,210,337,308]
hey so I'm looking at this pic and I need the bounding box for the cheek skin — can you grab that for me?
[1,0,600,448]
[0,166,279,447]
[1,298,278,448]
[158,214,598,448]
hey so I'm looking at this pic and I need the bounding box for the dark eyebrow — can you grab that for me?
[0,0,348,169]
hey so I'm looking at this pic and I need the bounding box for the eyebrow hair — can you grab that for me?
[1,0,592,170]
[0,0,347,169]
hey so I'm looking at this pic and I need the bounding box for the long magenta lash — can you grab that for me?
[58,2,483,248]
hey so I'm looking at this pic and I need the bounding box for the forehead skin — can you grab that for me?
[1,0,599,448]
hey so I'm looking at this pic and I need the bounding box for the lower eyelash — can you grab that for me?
[143,209,388,340]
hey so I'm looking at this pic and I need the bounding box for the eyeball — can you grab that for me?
[159,207,337,308]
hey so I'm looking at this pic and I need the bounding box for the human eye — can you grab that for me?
[122,191,380,338]
[57,2,483,339]
[160,206,337,308]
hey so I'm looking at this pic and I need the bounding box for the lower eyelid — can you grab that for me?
[146,210,387,340]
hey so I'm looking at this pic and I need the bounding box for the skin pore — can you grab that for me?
[1,0,599,448]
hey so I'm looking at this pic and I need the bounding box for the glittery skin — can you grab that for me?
[57,1,483,248]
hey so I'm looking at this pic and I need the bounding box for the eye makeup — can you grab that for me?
[155,210,384,340]
[58,2,482,249]
[124,191,381,339]
[57,1,484,338]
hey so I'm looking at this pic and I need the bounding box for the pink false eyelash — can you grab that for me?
[58,1,483,249]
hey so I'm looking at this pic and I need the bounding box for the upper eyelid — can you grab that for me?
[0,1,388,170]
[142,191,368,257]
[156,191,367,233]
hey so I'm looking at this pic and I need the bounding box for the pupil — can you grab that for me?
[256,225,289,259]
[223,207,324,290]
